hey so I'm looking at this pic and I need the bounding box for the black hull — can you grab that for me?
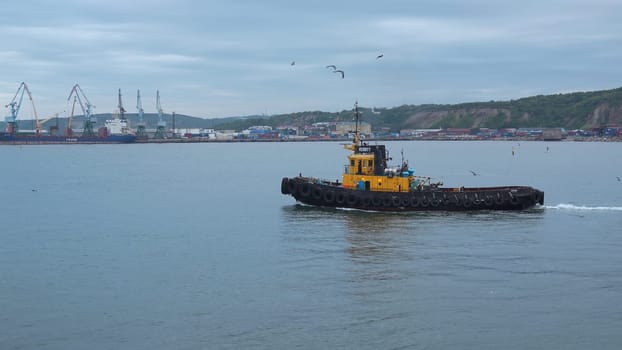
[0,133,136,144]
[281,177,544,212]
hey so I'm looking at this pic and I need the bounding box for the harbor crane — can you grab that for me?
[4,82,39,135]
[153,90,167,139]
[136,89,147,139]
[67,84,97,137]
[66,95,79,136]
[117,89,126,120]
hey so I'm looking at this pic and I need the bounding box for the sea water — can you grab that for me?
[1,141,621,349]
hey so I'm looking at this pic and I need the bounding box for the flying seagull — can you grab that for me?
[334,70,344,79]
[325,65,337,70]
[376,54,384,60]
[291,61,295,66]
[468,170,480,176]
[617,176,621,182]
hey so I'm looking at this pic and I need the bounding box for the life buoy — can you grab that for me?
[281,177,289,194]
[299,183,311,197]
[442,195,452,206]
[312,187,322,200]
[453,195,462,206]
[430,198,440,207]
[323,191,335,203]
[495,193,505,205]
[346,193,357,206]
[410,197,420,207]
[510,194,520,205]
[287,180,297,194]
[392,196,401,207]
[382,196,392,207]
[484,195,494,206]
[400,197,410,207]
[372,197,382,207]
[420,196,430,207]
[336,192,346,205]
[462,195,472,208]
[362,196,372,207]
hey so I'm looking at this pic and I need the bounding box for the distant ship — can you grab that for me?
[0,118,136,144]
[1,83,136,145]
[281,102,544,211]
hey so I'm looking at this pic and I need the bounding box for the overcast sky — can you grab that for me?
[1,0,621,120]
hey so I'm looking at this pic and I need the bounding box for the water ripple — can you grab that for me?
[545,203,622,211]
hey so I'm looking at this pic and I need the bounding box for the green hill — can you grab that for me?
[212,86,622,132]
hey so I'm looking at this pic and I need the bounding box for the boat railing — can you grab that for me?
[302,176,342,187]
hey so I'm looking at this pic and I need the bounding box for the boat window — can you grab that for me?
[350,160,355,166]
[368,160,373,167]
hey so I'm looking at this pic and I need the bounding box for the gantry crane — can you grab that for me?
[4,82,39,135]
[153,90,167,139]
[67,84,97,137]
[136,89,147,139]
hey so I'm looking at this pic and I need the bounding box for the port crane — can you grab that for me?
[67,84,96,137]
[4,82,39,135]
[66,95,79,136]
[117,89,126,120]
[136,89,147,139]
[153,90,167,139]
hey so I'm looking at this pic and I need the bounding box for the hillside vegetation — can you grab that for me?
[212,86,622,131]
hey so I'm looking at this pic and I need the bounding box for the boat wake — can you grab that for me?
[545,203,622,211]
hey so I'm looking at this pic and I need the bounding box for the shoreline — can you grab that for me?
[133,136,622,143]
[1,135,620,145]
[1,137,620,145]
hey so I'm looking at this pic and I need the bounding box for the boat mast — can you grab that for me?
[344,101,361,153]
[354,101,360,145]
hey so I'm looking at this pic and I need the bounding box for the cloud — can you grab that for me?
[105,51,204,69]
[374,17,503,44]
[1,0,621,118]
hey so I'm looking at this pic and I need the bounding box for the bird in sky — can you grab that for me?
[376,54,384,60]
[469,170,480,176]
[617,176,621,182]
[291,61,295,66]
[326,65,337,70]
[334,70,344,79]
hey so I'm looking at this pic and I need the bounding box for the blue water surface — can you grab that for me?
[1,141,621,349]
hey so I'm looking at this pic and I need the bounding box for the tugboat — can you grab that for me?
[281,103,544,211]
